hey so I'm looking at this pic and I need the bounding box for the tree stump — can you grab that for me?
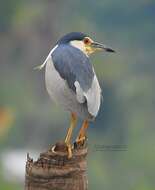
[25,141,88,190]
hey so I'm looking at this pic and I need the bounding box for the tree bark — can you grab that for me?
[25,141,88,190]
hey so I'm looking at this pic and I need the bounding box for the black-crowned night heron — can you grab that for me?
[36,32,115,158]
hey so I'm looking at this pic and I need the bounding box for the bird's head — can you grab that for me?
[57,32,115,56]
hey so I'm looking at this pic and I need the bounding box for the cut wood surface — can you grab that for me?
[25,141,88,190]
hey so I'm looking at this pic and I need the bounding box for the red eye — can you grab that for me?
[84,38,90,45]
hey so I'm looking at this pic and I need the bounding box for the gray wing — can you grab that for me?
[52,45,94,92]
[52,45,101,116]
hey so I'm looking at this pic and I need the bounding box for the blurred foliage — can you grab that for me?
[0,107,14,139]
[0,0,155,189]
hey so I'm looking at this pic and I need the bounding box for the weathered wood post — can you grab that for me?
[25,141,88,190]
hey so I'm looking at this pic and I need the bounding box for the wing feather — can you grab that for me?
[84,75,102,116]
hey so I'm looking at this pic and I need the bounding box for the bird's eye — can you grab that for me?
[83,38,90,45]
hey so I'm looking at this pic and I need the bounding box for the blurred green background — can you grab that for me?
[0,0,155,189]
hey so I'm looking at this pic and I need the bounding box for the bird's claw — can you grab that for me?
[75,136,87,147]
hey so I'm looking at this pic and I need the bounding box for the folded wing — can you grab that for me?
[52,45,101,117]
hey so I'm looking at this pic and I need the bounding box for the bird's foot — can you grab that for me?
[75,136,87,148]
[50,142,73,159]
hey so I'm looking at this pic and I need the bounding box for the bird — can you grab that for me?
[36,32,115,158]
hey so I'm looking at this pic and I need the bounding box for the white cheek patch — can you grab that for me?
[70,40,88,55]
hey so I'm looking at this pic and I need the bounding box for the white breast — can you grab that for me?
[45,56,79,113]
[45,57,67,103]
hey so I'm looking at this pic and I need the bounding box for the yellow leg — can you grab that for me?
[65,112,77,158]
[76,120,89,144]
